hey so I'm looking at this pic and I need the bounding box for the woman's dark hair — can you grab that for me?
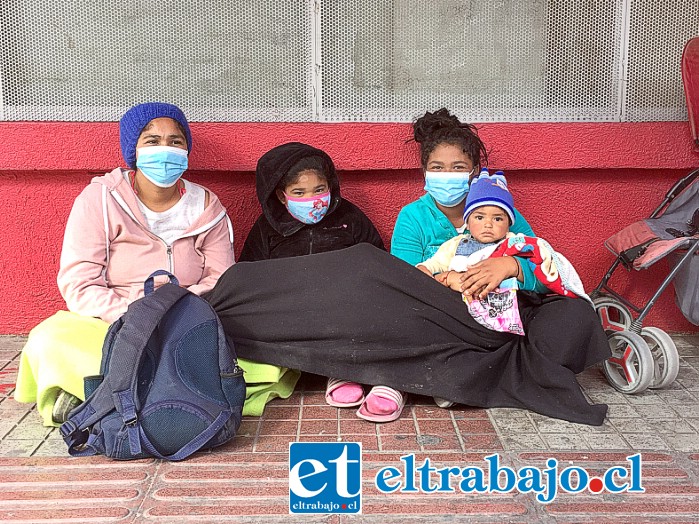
[278,155,329,191]
[413,108,488,171]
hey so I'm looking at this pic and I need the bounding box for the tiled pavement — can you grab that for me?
[1,334,699,522]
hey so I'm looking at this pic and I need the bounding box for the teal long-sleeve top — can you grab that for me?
[390,194,549,293]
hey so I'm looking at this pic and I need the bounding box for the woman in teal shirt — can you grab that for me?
[392,108,550,297]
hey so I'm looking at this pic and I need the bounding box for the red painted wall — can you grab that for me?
[1,121,697,334]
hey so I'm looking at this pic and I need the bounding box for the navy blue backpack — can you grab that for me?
[60,271,245,461]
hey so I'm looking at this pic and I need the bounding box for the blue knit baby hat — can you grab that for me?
[463,169,515,225]
[119,102,192,168]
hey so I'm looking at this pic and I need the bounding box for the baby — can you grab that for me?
[417,170,525,335]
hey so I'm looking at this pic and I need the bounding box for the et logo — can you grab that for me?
[289,442,362,514]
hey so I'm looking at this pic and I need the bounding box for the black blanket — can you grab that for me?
[204,244,610,425]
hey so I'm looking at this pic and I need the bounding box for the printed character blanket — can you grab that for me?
[469,234,590,335]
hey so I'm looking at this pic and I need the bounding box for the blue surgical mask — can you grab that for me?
[424,170,473,207]
[285,192,331,224]
[136,146,189,188]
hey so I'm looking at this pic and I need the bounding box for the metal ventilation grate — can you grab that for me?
[0,1,314,121]
[624,0,699,121]
[321,0,626,122]
[0,1,696,123]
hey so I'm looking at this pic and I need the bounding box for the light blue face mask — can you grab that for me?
[136,146,189,188]
[285,192,331,224]
[424,170,473,207]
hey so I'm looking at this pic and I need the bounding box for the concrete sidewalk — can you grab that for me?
[1,333,698,522]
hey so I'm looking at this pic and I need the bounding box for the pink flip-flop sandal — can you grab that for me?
[356,386,405,423]
[325,378,365,408]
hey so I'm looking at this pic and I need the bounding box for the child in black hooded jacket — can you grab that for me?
[239,142,406,422]
[240,142,385,260]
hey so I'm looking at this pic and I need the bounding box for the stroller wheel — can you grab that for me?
[602,330,654,394]
[593,296,633,333]
[641,327,680,389]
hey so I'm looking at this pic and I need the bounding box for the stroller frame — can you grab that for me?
[590,169,699,394]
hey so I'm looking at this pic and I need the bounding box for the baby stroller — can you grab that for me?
[590,37,699,395]
[590,169,699,394]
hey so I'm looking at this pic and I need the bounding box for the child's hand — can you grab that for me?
[416,264,434,277]
[437,270,465,292]
[435,271,453,286]
[434,269,461,291]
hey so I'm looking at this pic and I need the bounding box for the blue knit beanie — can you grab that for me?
[119,102,192,168]
[463,169,516,225]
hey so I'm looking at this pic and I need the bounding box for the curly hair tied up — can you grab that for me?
[413,108,488,171]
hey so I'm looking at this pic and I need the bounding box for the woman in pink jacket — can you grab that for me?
[15,102,235,426]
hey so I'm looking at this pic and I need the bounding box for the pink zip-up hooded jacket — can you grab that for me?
[57,168,234,323]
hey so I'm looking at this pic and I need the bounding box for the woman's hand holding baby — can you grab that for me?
[455,258,520,299]
[423,258,520,301]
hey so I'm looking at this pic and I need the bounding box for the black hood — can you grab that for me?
[256,142,342,237]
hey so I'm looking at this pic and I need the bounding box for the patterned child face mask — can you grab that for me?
[284,192,331,224]
[424,170,474,207]
[136,146,189,188]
